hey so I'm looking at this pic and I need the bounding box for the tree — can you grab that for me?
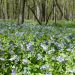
[0,0,75,24]
[41,0,46,22]
[17,0,26,25]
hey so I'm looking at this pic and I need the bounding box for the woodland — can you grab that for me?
[0,0,75,24]
[0,0,75,75]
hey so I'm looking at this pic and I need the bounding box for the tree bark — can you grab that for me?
[41,0,46,22]
[18,0,26,25]
[27,5,42,25]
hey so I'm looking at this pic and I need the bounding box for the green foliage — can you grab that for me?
[0,22,75,75]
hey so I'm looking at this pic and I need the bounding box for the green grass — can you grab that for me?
[0,19,75,27]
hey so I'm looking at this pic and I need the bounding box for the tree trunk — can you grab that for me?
[36,3,40,20]
[27,5,42,25]
[54,0,57,24]
[41,0,46,22]
[18,0,26,25]
[72,0,74,21]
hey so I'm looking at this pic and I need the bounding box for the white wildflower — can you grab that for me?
[45,73,52,75]
[51,48,55,52]
[21,44,24,49]
[68,69,75,73]
[12,66,15,69]
[57,56,64,62]
[51,57,56,61]
[26,42,33,51]
[40,43,48,51]
[15,32,24,37]
[37,53,42,60]
[22,59,28,64]
[40,65,50,70]
[47,50,51,54]
[67,48,71,51]
[9,55,17,61]
[11,69,16,75]
[0,57,5,61]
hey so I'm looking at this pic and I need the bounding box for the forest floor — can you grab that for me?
[0,21,75,75]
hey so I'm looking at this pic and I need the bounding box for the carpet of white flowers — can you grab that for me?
[0,22,75,75]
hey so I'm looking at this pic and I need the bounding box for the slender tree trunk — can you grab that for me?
[41,0,46,22]
[27,5,42,25]
[7,0,9,19]
[36,3,40,20]
[72,0,74,21]
[27,7,30,19]
[18,0,26,25]
[62,1,65,19]
[55,0,63,19]
[3,0,8,19]
[0,0,2,19]
[1,0,5,19]
[54,0,57,24]
[46,1,54,25]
